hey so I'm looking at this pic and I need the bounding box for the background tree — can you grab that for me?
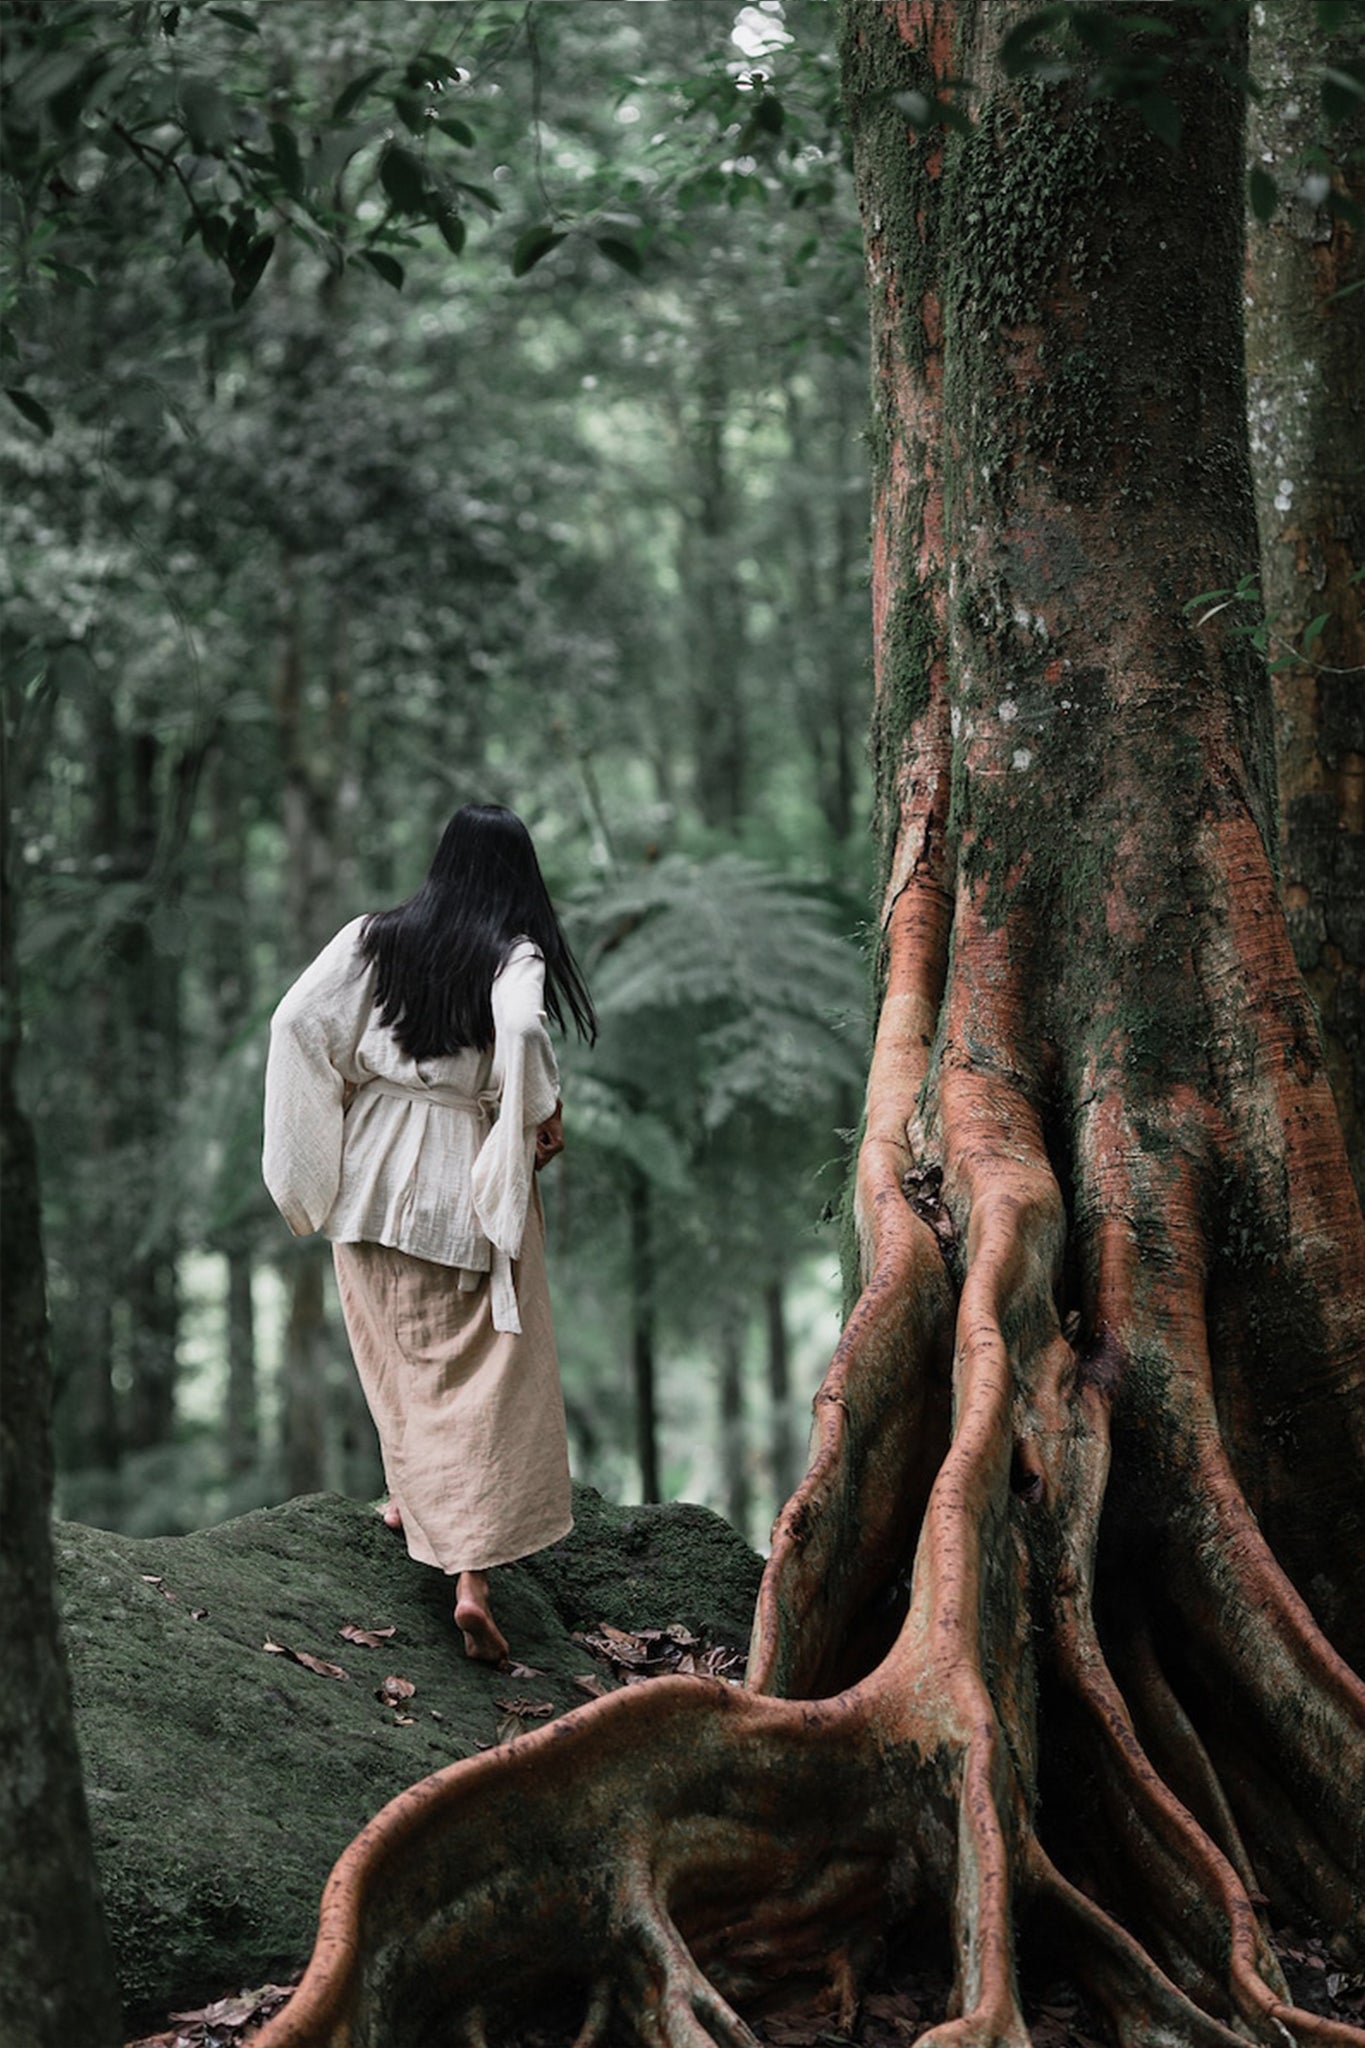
[1,738,122,2046]
[1245,0,1365,1198]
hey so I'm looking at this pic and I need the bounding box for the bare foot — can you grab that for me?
[381,1500,403,1532]
[454,1571,508,1665]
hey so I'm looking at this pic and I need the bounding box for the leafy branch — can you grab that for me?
[1184,568,1365,677]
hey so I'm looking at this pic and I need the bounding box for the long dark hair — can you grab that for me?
[359,805,596,1060]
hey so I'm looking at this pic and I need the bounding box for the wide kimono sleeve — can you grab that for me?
[470,941,561,1264]
[262,919,374,1237]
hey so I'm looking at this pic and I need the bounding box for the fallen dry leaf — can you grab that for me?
[493,1697,553,1718]
[572,1673,610,1698]
[142,1574,177,1602]
[149,1978,297,2044]
[376,1675,416,1706]
[293,1650,348,1680]
[495,1711,527,1744]
[190,1608,208,1621]
[339,1621,397,1648]
[573,1621,746,1687]
[503,1660,545,1678]
[262,1640,348,1681]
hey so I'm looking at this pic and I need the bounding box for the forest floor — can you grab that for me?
[86,1494,1361,2048]
[123,1915,1365,2048]
[118,1614,1365,2048]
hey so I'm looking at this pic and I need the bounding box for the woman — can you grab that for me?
[263,805,596,1664]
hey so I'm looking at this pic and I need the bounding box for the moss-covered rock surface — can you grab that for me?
[56,1485,761,2030]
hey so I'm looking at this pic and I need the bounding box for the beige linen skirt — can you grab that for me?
[332,1192,572,1575]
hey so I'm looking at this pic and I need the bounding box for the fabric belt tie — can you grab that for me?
[359,1076,519,1334]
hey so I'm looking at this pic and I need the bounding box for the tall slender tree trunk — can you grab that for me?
[273,565,339,1496]
[783,369,866,847]
[717,1307,750,1542]
[207,751,260,1477]
[676,345,748,834]
[282,1254,328,1500]
[628,1166,661,1503]
[764,1274,799,1509]
[1246,0,1365,1198]
[0,726,122,2048]
[225,1250,259,1479]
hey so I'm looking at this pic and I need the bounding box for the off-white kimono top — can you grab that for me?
[262,918,560,1335]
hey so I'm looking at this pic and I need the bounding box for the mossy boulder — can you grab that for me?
[56,1484,761,2031]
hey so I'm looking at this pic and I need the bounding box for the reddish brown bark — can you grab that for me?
[254,9,1365,2046]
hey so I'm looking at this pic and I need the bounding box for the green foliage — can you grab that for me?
[574,852,865,1136]
[2,0,871,1539]
[1182,570,1364,676]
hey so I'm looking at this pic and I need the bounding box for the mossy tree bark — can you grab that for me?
[257,10,1365,2047]
[1245,0,1365,1201]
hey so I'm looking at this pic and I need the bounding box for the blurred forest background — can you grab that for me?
[3,0,875,1550]
[4,0,1359,1554]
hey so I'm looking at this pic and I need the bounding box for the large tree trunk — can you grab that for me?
[0,730,123,2048]
[255,12,1365,2047]
[1245,0,1365,1200]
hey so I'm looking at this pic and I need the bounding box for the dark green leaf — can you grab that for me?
[435,116,475,146]
[1071,9,1121,55]
[50,260,95,288]
[437,210,467,255]
[230,232,274,308]
[454,180,501,214]
[393,90,431,134]
[379,142,428,214]
[1303,612,1330,651]
[201,212,230,259]
[893,89,934,128]
[511,224,566,276]
[1249,165,1278,224]
[208,6,260,31]
[226,210,257,269]
[1135,91,1180,152]
[331,67,386,122]
[6,387,54,436]
[1322,65,1365,123]
[9,49,88,112]
[413,50,464,80]
[753,94,784,134]
[270,120,304,200]
[1316,0,1351,26]
[595,235,642,277]
[358,249,405,290]
[179,75,236,150]
[50,55,106,133]
[999,5,1072,78]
